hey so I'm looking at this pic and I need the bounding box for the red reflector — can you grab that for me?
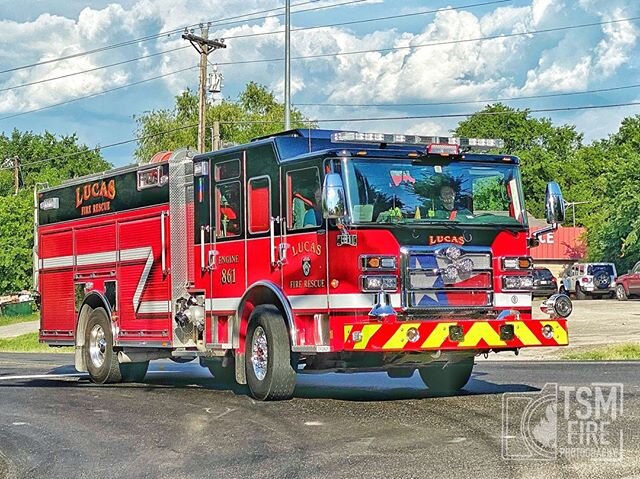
[427,143,459,155]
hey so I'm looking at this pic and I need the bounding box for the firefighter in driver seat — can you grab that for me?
[433,182,472,220]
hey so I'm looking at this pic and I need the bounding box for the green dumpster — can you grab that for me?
[0,300,33,316]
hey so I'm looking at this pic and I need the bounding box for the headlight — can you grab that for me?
[502,275,534,290]
[361,275,398,292]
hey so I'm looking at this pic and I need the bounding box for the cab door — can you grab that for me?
[280,163,329,330]
[209,155,247,330]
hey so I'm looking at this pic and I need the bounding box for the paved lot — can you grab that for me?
[496,298,640,360]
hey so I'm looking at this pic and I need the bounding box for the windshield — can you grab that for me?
[343,158,527,226]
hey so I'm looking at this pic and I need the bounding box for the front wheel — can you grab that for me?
[418,358,474,393]
[616,284,628,301]
[244,306,296,401]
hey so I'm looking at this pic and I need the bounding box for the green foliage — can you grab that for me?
[562,343,640,360]
[0,332,72,353]
[454,106,640,272]
[0,130,110,294]
[0,312,39,327]
[454,103,583,219]
[134,82,316,161]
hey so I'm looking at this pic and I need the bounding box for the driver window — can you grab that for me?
[287,167,321,230]
[215,182,242,238]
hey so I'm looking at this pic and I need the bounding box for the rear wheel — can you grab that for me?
[418,358,474,393]
[84,307,122,384]
[616,284,628,301]
[575,285,587,300]
[244,306,296,401]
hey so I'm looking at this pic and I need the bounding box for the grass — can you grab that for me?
[0,312,39,327]
[0,332,73,353]
[562,343,640,360]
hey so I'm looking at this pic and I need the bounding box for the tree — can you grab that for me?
[582,116,640,272]
[0,130,110,293]
[134,82,315,161]
[453,104,583,219]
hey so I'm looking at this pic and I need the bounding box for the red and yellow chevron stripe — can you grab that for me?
[341,319,568,351]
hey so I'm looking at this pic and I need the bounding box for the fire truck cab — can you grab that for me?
[37,129,572,400]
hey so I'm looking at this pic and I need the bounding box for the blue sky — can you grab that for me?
[0,0,639,167]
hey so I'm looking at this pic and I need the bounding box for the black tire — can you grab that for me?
[418,357,474,393]
[575,285,587,300]
[616,284,628,301]
[203,358,236,383]
[559,285,567,295]
[244,305,296,401]
[83,307,122,384]
[119,361,149,382]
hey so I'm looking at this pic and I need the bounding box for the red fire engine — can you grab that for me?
[37,129,572,400]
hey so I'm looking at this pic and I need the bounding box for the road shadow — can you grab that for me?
[0,360,538,402]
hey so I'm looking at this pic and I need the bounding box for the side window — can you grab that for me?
[215,182,242,238]
[634,263,640,274]
[287,167,322,230]
[248,177,271,234]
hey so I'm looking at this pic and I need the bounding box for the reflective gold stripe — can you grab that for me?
[459,322,506,347]
[422,322,457,348]
[544,321,569,345]
[508,321,541,346]
[352,324,382,350]
[344,325,353,343]
[382,323,421,350]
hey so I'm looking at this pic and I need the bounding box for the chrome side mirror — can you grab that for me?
[545,181,565,225]
[322,173,346,219]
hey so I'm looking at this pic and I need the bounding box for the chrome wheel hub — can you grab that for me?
[251,326,268,381]
[89,324,107,368]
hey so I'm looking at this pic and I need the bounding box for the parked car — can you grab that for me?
[559,262,617,299]
[614,261,640,301]
[532,268,558,297]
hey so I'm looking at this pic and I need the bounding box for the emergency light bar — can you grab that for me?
[331,131,504,151]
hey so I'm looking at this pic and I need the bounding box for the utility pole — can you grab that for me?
[212,122,221,151]
[183,25,226,153]
[284,0,291,130]
[13,157,19,195]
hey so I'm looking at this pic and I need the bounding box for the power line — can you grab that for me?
[0,0,362,75]
[222,0,510,41]
[7,98,640,171]
[0,66,198,122]
[3,15,638,119]
[294,82,640,107]
[208,15,640,67]
[0,46,189,93]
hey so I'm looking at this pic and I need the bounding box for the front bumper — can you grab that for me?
[340,318,568,352]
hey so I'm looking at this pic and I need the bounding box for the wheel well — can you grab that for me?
[75,292,112,372]
[237,283,295,349]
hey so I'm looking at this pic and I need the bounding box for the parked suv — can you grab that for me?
[560,262,617,299]
[614,261,640,301]
[532,268,558,297]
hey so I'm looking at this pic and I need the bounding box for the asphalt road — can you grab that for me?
[0,354,638,479]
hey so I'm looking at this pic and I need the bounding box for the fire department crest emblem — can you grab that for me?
[302,257,311,277]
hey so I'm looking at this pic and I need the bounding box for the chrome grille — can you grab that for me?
[401,245,493,310]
